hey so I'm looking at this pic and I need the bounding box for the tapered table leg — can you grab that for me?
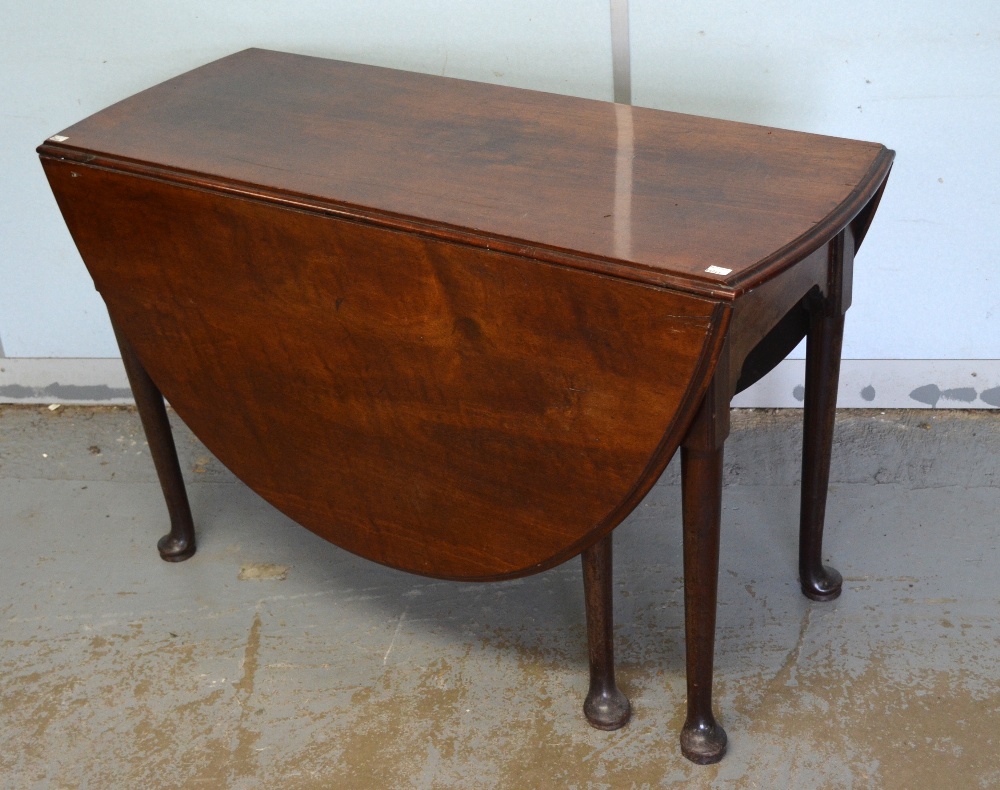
[799,307,845,602]
[581,531,631,730]
[111,318,196,561]
[679,384,728,764]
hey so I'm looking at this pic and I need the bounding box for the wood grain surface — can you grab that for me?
[43,158,726,579]
[38,48,892,297]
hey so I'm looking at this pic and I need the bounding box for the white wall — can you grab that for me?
[0,0,613,359]
[2,1,998,406]
[632,0,1000,362]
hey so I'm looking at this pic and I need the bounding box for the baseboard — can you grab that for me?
[0,358,132,404]
[731,359,1000,409]
[2,357,998,409]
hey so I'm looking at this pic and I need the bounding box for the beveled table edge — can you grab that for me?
[36,141,894,302]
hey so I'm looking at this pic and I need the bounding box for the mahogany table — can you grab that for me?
[38,48,892,764]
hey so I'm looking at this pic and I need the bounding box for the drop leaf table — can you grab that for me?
[38,48,892,764]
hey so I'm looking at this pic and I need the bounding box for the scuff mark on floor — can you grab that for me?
[238,563,289,581]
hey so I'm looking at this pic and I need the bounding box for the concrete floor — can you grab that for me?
[2,405,999,788]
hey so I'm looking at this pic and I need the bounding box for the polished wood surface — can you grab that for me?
[112,319,195,562]
[680,373,730,764]
[38,48,893,763]
[39,48,891,296]
[43,158,724,580]
[799,228,854,601]
[582,533,631,730]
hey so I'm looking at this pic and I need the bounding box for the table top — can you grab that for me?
[41,48,892,298]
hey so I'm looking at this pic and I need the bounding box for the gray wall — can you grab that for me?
[2,1,998,406]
